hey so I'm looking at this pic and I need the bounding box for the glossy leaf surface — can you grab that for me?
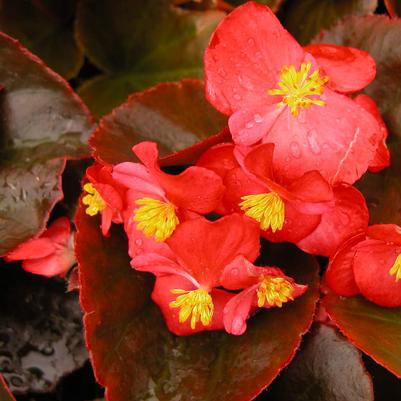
[0,32,94,255]
[90,80,227,165]
[324,291,401,378]
[264,324,374,401]
[281,0,377,45]
[76,0,225,117]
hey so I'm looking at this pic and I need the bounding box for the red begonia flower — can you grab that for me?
[325,225,401,307]
[221,256,307,335]
[297,185,369,257]
[354,94,390,173]
[198,142,334,243]
[5,217,75,277]
[204,2,384,185]
[131,214,260,335]
[112,141,224,243]
[82,164,125,236]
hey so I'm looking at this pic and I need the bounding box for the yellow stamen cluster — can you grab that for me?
[268,62,329,116]
[169,288,214,329]
[240,192,285,232]
[133,198,179,242]
[257,276,294,308]
[389,254,401,282]
[82,183,106,216]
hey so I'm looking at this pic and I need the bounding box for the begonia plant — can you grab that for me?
[2,1,401,400]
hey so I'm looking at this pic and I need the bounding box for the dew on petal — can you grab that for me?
[306,130,321,155]
[289,142,302,158]
[254,113,263,123]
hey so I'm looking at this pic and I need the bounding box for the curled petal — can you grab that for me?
[297,185,369,257]
[367,224,401,245]
[304,44,376,93]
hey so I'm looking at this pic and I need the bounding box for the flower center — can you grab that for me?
[239,192,285,232]
[389,254,401,282]
[133,198,179,242]
[82,183,106,216]
[268,62,329,116]
[257,276,294,308]
[169,288,214,329]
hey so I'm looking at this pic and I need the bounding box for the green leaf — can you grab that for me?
[264,324,374,401]
[0,0,83,79]
[0,33,94,255]
[75,0,225,117]
[75,206,319,401]
[315,16,401,224]
[323,291,401,378]
[280,0,377,45]
[0,375,16,401]
[90,80,227,165]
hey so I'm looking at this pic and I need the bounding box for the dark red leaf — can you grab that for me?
[75,205,319,401]
[90,80,227,166]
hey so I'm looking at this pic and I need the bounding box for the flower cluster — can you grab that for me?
[6,2,399,335]
[75,2,400,336]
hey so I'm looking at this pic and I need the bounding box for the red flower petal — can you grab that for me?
[265,89,382,185]
[204,1,304,115]
[297,185,369,257]
[353,240,401,307]
[166,215,260,288]
[223,285,258,335]
[151,275,233,336]
[304,44,376,93]
[325,234,365,297]
[22,251,74,278]
[367,224,401,245]
[133,141,225,214]
[354,94,390,173]
[196,142,238,179]
[5,238,55,260]
[42,217,71,244]
[261,202,321,244]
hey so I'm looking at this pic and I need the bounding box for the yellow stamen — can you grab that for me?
[239,192,285,232]
[257,276,294,308]
[169,288,214,329]
[268,62,329,116]
[133,198,179,242]
[389,254,401,282]
[82,183,106,216]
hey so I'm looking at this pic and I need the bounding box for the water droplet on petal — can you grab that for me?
[247,38,255,46]
[255,51,263,59]
[339,212,350,225]
[245,121,254,129]
[306,130,321,155]
[238,74,254,90]
[233,93,242,101]
[135,239,143,246]
[254,113,263,123]
[289,142,302,158]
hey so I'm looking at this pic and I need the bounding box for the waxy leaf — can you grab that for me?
[280,0,378,45]
[0,0,83,79]
[264,324,373,401]
[0,263,87,394]
[90,80,227,165]
[76,206,319,401]
[0,33,94,255]
[76,0,225,117]
[323,291,401,378]
[0,375,16,401]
